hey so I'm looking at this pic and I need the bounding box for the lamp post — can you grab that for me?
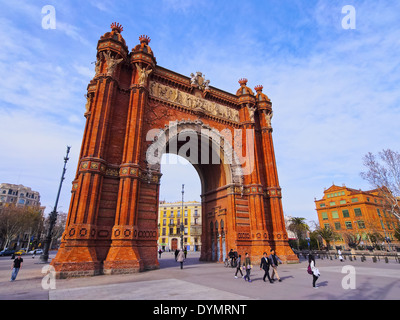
[180,184,184,250]
[39,146,71,263]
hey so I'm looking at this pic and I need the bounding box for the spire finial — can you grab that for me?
[238,78,248,86]
[110,22,123,33]
[139,35,151,45]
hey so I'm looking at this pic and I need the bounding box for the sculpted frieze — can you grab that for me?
[149,81,239,123]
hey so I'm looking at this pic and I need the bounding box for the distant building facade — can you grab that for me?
[284,215,297,240]
[315,184,400,249]
[0,183,44,212]
[157,201,202,252]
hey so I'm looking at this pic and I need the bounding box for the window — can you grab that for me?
[357,221,366,229]
[340,200,346,205]
[354,208,362,216]
[321,212,328,220]
[319,203,326,208]
[342,209,350,218]
[329,201,336,206]
[331,211,339,219]
[324,223,331,229]
[162,228,166,236]
[351,198,358,203]
[334,222,341,230]
[163,219,166,226]
[377,209,381,217]
[345,221,353,229]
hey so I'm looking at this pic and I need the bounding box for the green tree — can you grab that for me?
[287,217,309,249]
[315,226,338,249]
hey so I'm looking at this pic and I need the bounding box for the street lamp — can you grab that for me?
[180,184,184,250]
[39,146,71,263]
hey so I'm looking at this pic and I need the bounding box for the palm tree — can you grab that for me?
[315,226,338,250]
[287,217,309,249]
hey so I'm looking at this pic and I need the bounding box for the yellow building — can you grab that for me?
[157,200,202,251]
[315,184,400,249]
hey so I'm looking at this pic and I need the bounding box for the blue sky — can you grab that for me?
[0,1,399,226]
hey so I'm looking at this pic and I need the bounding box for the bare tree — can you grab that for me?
[360,149,400,221]
[0,205,44,250]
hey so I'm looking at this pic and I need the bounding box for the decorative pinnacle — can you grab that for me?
[238,78,248,86]
[111,22,123,33]
[254,85,263,92]
[139,34,151,44]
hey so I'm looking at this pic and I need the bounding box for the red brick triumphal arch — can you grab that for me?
[51,23,298,278]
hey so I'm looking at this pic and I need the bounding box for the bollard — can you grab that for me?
[385,257,389,263]
[373,256,377,263]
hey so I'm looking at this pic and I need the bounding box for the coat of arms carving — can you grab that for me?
[190,71,210,91]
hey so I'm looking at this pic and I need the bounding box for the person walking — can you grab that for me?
[174,248,179,261]
[338,249,344,262]
[158,248,163,258]
[269,249,282,282]
[234,254,243,279]
[177,249,185,269]
[308,254,320,288]
[243,253,252,282]
[260,252,273,283]
[10,254,23,282]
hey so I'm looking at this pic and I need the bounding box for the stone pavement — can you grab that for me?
[0,251,399,300]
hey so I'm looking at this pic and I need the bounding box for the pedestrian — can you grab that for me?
[10,254,23,282]
[308,254,320,288]
[269,249,282,282]
[174,248,179,261]
[243,253,252,282]
[260,252,273,283]
[177,249,185,269]
[338,249,344,262]
[229,249,235,267]
[184,248,187,259]
[158,248,163,258]
[234,254,243,279]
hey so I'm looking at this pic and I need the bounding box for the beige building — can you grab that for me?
[0,183,44,212]
[157,200,202,252]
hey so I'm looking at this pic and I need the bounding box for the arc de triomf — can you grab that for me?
[51,23,298,278]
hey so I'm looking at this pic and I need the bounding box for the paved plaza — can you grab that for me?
[0,251,399,300]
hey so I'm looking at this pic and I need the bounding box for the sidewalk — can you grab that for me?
[1,251,399,300]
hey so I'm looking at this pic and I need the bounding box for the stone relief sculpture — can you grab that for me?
[102,50,124,77]
[136,63,153,86]
[264,111,273,128]
[247,104,257,122]
[149,81,239,122]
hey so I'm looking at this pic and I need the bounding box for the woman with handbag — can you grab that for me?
[308,254,320,288]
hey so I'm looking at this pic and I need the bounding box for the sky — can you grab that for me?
[0,1,399,227]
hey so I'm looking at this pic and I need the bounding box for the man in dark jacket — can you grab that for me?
[260,252,273,283]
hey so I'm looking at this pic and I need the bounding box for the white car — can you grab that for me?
[28,249,43,255]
